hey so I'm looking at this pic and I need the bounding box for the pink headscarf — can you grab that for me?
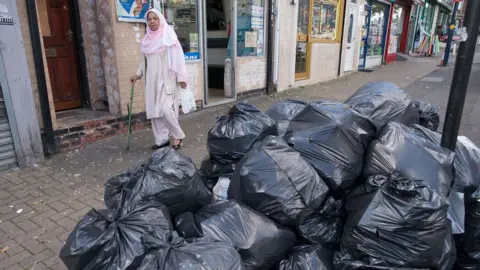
[141,8,188,82]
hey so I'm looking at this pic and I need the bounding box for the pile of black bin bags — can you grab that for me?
[59,81,480,270]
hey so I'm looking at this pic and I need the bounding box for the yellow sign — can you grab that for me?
[450,24,455,30]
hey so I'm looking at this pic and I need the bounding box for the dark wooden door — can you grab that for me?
[43,0,81,111]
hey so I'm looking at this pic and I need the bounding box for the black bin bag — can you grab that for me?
[363,122,455,198]
[199,157,234,191]
[455,187,480,269]
[203,102,278,188]
[59,201,173,270]
[284,101,375,198]
[344,81,419,131]
[296,197,344,248]
[413,100,440,131]
[138,234,245,270]
[411,125,480,234]
[265,99,307,136]
[277,245,334,270]
[333,251,430,270]
[411,126,480,193]
[339,174,455,269]
[228,136,329,226]
[207,101,278,167]
[104,147,211,216]
[174,200,296,270]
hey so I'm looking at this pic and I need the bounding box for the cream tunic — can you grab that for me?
[136,51,180,120]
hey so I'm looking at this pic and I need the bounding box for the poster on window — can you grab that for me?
[116,0,151,22]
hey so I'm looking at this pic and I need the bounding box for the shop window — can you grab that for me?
[298,0,310,36]
[347,14,354,43]
[295,42,309,74]
[236,0,266,57]
[310,0,343,42]
[367,3,387,57]
[162,0,200,60]
[388,5,405,54]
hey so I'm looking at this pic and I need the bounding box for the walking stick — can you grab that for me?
[126,83,135,151]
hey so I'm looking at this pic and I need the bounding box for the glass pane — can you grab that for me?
[388,5,404,54]
[311,0,338,40]
[347,13,354,43]
[359,11,369,61]
[367,3,386,57]
[164,0,200,60]
[295,42,308,74]
[236,0,266,57]
[297,0,310,35]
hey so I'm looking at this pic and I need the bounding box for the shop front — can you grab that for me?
[276,0,345,91]
[158,0,269,107]
[16,0,271,152]
[359,0,391,69]
[385,0,412,63]
[411,1,436,55]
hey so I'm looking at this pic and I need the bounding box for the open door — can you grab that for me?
[202,0,237,107]
[42,0,82,111]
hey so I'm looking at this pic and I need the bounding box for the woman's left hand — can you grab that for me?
[179,82,187,89]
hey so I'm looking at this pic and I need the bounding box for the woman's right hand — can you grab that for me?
[130,75,141,84]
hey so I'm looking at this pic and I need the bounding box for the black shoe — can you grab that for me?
[151,141,170,150]
[171,139,183,150]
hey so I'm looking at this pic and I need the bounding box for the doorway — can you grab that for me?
[385,3,409,62]
[344,1,359,72]
[364,0,390,68]
[203,0,236,106]
[359,4,371,69]
[40,0,83,112]
[295,0,311,80]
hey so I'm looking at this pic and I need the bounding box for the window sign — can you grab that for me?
[116,0,150,22]
[236,0,266,57]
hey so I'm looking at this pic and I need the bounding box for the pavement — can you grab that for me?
[0,50,479,269]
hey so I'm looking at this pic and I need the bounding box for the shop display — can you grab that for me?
[367,2,389,57]
[311,0,339,40]
[236,0,265,56]
[161,0,200,60]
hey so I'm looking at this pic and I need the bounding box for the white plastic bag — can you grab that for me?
[213,177,230,202]
[181,86,197,114]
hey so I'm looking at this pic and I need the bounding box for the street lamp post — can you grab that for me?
[440,0,480,151]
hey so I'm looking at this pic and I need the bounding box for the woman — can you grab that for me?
[130,8,187,150]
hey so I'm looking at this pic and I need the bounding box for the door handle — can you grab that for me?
[66,30,74,41]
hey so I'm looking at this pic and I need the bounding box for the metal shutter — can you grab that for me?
[0,82,17,171]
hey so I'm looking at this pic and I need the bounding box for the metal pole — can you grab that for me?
[266,0,275,95]
[440,0,480,151]
[442,1,460,66]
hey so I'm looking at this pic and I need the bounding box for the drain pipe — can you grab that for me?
[266,0,276,94]
[25,0,57,155]
[273,0,280,87]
